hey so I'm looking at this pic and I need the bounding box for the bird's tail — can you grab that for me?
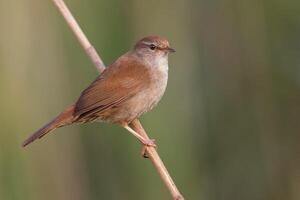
[22,104,76,147]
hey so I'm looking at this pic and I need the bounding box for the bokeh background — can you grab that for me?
[1,0,300,199]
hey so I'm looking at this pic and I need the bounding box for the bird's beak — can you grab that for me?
[166,47,176,53]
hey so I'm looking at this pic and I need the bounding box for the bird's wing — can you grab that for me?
[74,54,151,120]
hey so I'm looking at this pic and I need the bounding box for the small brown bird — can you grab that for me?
[22,36,175,149]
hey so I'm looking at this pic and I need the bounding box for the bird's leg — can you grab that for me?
[121,123,156,150]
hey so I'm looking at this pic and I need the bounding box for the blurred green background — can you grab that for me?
[1,0,300,199]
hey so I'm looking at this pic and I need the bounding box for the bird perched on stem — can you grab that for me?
[22,36,175,153]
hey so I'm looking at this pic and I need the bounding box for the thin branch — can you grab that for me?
[50,0,184,199]
[52,0,105,73]
[131,120,184,200]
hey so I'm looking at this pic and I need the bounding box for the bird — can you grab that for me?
[22,36,175,150]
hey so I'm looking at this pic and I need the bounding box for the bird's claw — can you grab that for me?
[143,138,156,147]
[140,139,156,158]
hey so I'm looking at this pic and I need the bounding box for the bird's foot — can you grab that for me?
[120,123,156,158]
[141,138,156,147]
[140,139,156,158]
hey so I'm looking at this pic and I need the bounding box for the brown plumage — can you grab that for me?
[75,56,152,123]
[22,36,175,147]
[22,104,76,147]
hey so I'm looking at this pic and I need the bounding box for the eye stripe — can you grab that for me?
[141,41,152,46]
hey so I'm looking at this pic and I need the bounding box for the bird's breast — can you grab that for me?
[136,63,168,115]
[118,63,168,122]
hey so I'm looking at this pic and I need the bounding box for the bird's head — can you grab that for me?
[133,36,175,62]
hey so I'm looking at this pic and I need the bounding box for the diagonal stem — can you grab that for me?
[52,0,105,73]
[130,119,184,200]
[50,0,184,199]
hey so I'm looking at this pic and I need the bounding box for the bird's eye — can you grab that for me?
[149,44,156,50]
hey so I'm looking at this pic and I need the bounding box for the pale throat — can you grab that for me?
[145,54,169,75]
